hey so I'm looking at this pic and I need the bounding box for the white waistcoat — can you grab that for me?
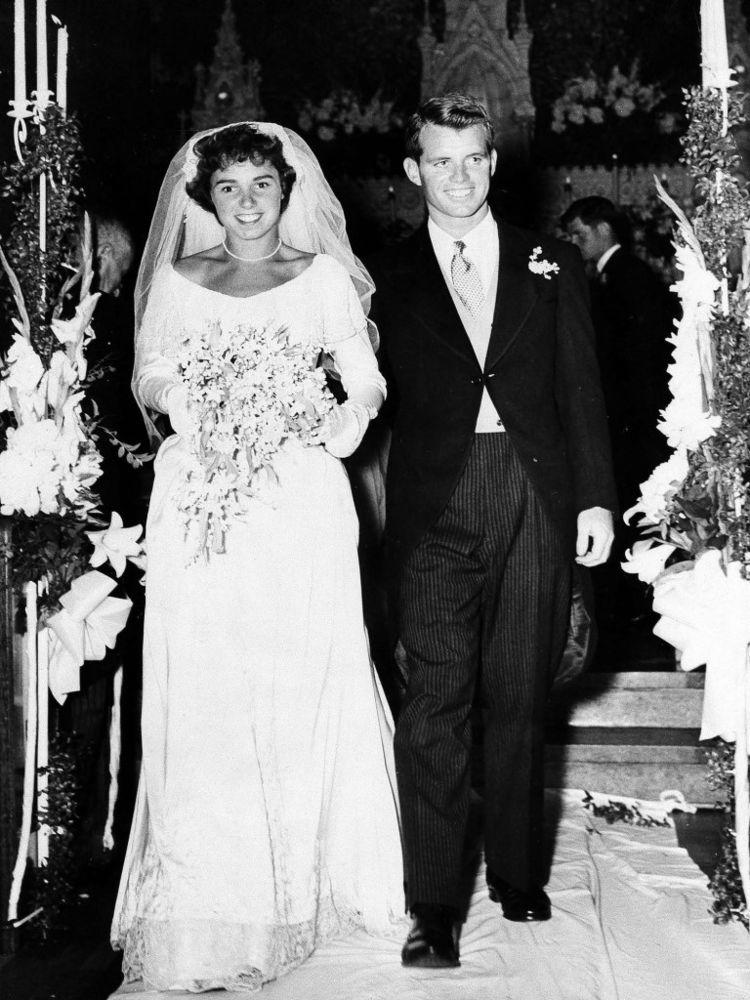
[444,259,504,433]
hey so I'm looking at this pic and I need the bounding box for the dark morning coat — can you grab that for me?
[369,219,618,574]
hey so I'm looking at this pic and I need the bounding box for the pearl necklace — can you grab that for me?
[223,238,281,262]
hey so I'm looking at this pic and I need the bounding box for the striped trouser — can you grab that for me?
[394,433,571,910]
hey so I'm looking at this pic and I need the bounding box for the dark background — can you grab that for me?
[0,0,710,248]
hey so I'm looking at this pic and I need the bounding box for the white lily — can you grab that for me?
[622,539,677,584]
[87,512,144,577]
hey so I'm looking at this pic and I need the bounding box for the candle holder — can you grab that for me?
[6,98,32,162]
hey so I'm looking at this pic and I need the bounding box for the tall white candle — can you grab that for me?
[14,0,26,109]
[35,0,48,108]
[56,23,68,113]
[36,625,49,866]
[7,583,39,922]
[701,0,731,89]
[39,172,47,253]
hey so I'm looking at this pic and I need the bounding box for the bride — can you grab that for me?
[110,122,404,992]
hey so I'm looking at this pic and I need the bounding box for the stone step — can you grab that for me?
[544,672,716,803]
[547,671,704,728]
[544,743,716,804]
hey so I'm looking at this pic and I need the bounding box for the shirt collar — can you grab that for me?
[428,210,497,257]
[596,243,621,273]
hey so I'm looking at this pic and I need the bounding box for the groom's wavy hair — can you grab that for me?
[186,124,297,217]
[405,93,495,161]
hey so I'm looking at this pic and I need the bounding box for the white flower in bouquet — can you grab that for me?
[624,448,690,526]
[4,333,44,394]
[612,96,636,118]
[658,405,721,452]
[45,350,78,415]
[567,104,586,126]
[622,538,677,584]
[51,292,99,380]
[87,510,144,577]
[0,418,64,516]
[2,333,47,420]
[176,319,335,561]
[60,437,103,514]
[580,75,599,102]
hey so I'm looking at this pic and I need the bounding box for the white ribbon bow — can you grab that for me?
[652,549,750,909]
[46,570,132,704]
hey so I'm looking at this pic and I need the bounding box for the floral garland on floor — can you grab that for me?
[623,87,750,928]
[1,105,148,935]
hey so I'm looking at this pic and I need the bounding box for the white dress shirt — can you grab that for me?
[428,210,499,292]
[596,242,621,274]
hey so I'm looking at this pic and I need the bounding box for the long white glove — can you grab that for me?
[317,400,375,459]
[165,383,193,438]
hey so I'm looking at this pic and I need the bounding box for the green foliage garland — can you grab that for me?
[705,740,750,929]
[28,734,91,942]
[663,87,750,925]
[1,106,84,361]
[582,792,672,829]
[674,89,750,573]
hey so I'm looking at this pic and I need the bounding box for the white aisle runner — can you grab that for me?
[112,791,750,1000]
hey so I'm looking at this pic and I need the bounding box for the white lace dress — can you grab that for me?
[110,255,404,992]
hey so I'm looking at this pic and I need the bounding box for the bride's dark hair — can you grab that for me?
[186,124,297,216]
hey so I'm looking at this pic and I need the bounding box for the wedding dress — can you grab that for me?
[110,253,404,993]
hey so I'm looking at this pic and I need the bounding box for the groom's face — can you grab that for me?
[404,124,497,232]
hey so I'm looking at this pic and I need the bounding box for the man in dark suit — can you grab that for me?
[370,95,617,968]
[562,197,673,631]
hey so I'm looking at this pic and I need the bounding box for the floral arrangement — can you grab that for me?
[622,87,750,927]
[295,88,405,177]
[176,320,335,561]
[582,791,672,829]
[0,108,149,614]
[541,59,682,166]
[297,88,403,143]
[551,61,668,134]
[1,105,149,935]
[0,248,102,522]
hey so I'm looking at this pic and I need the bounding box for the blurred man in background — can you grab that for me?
[562,196,675,646]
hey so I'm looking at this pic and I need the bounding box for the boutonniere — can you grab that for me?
[528,246,560,280]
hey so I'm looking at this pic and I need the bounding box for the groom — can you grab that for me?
[370,94,617,968]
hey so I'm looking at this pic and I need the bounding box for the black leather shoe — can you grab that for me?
[401,903,460,968]
[487,872,551,922]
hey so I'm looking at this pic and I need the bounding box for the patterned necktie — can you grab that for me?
[450,240,484,317]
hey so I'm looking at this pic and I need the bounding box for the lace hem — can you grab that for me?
[115,898,364,994]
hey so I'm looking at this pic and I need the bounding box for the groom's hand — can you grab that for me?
[575,506,614,567]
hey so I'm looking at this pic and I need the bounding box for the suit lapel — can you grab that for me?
[485,223,539,372]
[402,227,479,366]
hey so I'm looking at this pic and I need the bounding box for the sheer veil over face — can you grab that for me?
[133,121,378,442]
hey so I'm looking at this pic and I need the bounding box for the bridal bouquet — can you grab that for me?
[176,320,335,561]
